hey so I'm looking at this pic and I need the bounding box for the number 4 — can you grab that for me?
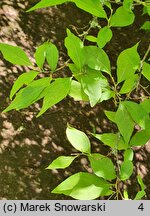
[138,203,144,211]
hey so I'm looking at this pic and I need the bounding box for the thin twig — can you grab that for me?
[55,59,70,72]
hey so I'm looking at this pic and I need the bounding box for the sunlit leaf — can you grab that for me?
[124,148,134,161]
[37,77,71,117]
[86,35,97,42]
[35,42,59,71]
[35,42,47,68]
[115,103,134,143]
[134,175,146,200]
[120,160,133,181]
[142,62,150,81]
[117,43,140,83]
[123,190,129,200]
[140,99,150,114]
[81,68,103,107]
[141,21,150,30]
[52,172,111,200]
[137,175,146,191]
[119,74,138,94]
[126,101,149,126]
[46,156,77,169]
[124,101,149,129]
[46,42,59,71]
[71,0,107,18]
[84,46,111,75]
[69,80,89,101]
[123,0,134,12]
[3,78,51,112]
[89,153,116,180]
[27,0,67,12]
[10,71,39,100]
[104,110,116,123]
[92,133,127,150]
[110,6,135,27]
[100,88,115,102]
[97,27,112,48]
[130,130,150,147]
[0,43,32,66]
[66,126,91,154]
[65,29,85,70]
[134,190,146,200]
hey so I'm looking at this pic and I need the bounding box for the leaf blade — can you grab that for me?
[27,0,67,12]
[120,160,133,181]
[52,172,111,200]
[10,71,39,100]
[65,29,85,70]
[117,43,140,84]
[115,102,134,143]
[110,6,135,27]
[66,126,91,154]
[89,153,116,180]
[37,77,71,117]
[0,43,32,66]
[97,27,112,48]
[46,156,76,169]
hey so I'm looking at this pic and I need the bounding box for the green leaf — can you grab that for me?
[124,148,134,161]
[0,43,32,66]
[123,190,129,200]
[100,88,115,102]
[37,77,71,117]
[117,43,140,84]
[28,0,107,18]
[68,64,81,81]
[92,133,127,150]
[35,42,47,68]
[141,21,150,31]
[120,160,133,181]
[110,6,135,27]
[71,0,107,18]
[81,68,108,107]
[46,42,59,71]
[130,130,150,147]
[3,78,51,112]
[140,99,150,114]
[115,103,134,143]
[124,101,149,129]
[104,110,116,123]
[119,74,138,94]
[142,62,150,81]
[46,156,76,169]
[134,175,146,200]
[137,175,146,191]
[69,80,89,101]
[89,153,116,180]
[145,4,150,16]
[84,46,111,75]
[35,42,59,71]
[27,0,67,12]
[65,29,85,70]
[86,35,97,43]
[66,126,91,154]
[123,0,134,12]
[134,190,146,200]
[10,71,39,100]
[97,27,113,48]
[52,172,111,200]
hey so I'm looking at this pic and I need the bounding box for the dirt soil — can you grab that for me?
[0,0,150,199]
